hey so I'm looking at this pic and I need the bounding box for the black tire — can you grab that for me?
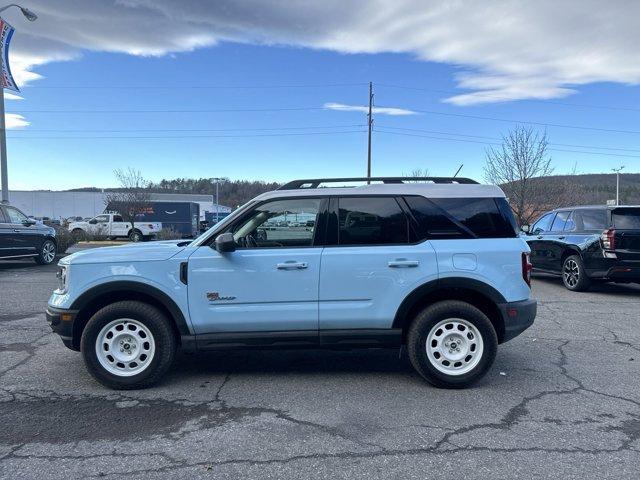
[80,301,177,389]
[562,254,591,292]
[407,300,498,389]
[129,229,143,242]
[34,239,57,265]
[71,228,86,242]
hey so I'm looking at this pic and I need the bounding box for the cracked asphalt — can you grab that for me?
[1,259,639,479]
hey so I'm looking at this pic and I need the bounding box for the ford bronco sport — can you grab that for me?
[47,177,536,389]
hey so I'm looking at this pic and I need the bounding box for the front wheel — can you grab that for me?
[562,255,591,291]
[34,239,57,265]
[80,301,177,389]
[407,300,498,388]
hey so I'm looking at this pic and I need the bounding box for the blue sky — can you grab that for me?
[4,1,640,190]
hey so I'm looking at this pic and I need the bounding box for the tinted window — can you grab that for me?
[574,209,607,231]
[532,213,554,234]
[0,208,5,223]
[612,208,640,229]
[564,211,576,232]
[113,215,124,222]
[429,198,517,238]
[550,211,570,232]
[232,198,320,248]
[404,196,466,240]
[338,197,408,245]
[5,207,28,224]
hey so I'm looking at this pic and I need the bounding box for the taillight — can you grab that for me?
[601,229,616,250]
[522,252,533,287]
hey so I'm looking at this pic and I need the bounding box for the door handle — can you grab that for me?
[558,236,566,240]
[388,259,419,268]
[276,261,308,270]
[13,229,21,232]
[537,235,543,239]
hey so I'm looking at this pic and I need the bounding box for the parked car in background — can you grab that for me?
[47,176,536,390]
[0,204,57,265]
[68,213,161,242]
[522,205,640,291]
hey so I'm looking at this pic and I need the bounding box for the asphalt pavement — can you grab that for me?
[1,258,639,479]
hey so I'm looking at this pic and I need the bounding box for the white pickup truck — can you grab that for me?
[68,213,161,242]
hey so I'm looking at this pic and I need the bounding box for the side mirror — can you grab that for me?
[22,219,36,226]
[88,219,98,225]
[214,232,236,253]
[521,224,530,234]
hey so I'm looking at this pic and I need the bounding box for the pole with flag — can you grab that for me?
[0,5,37,204]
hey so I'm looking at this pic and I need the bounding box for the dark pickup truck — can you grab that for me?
[522,205,640,291]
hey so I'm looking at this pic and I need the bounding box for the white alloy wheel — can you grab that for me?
[426,318,484,376]
[42,241,56,263]
[95,318,155,377]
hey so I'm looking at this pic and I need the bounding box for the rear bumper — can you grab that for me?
[46,306,79,351]
[587,259,640,281]
[498,298,537,343]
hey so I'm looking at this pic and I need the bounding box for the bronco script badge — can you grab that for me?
[206,292,236,302]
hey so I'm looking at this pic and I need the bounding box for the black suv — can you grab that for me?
[523,205,640,291]
[0,204,57,265]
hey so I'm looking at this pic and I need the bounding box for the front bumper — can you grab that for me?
[46,306,79,351]
[498,298,537,343]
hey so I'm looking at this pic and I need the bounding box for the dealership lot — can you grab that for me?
[1,259,639,479]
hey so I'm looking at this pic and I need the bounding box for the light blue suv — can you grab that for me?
[47,177,536,389]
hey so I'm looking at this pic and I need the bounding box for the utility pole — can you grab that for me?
[366,81,373,183]
[612,166,624,205]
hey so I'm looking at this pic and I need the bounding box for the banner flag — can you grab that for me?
[0,18,18,92]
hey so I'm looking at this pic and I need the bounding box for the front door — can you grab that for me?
[2,206,38,256]
[187,197,324,335]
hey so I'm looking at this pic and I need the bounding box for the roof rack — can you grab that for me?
[278,176,479,190]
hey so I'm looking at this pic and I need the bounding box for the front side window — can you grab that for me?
[5,207,28,224]
[232,198,321,248]
[0,208,6,223]
[531,213,555,234]
[338,197,408,245]
[93,215,110,223]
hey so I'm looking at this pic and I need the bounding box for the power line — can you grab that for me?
[374,128,640,159]
[6,130,367,140]
[7,106,326,114]
[7,124,365,133]
[376,125,640,153]
[377,83,640,113]
[376,106,640,135]
[25,82,369,90]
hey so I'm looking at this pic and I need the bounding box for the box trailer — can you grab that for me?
[136,201,200,238]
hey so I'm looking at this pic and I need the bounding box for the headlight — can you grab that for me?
[56,266,68,293]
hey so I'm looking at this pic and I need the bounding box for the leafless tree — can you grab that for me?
[404,168,431,182]
[484,125,577,226]
[104,168,151,226]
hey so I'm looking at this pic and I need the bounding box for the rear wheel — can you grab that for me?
[80,301,176,389]
[129,229,143,242]
[562,255,591,291]
[34,239,56,265]
[407,300,498,388]
[71,228,86,242]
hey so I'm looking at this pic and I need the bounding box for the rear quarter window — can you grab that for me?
[574,209,608,231]
[612,208,640,229]
[405,196,517,239]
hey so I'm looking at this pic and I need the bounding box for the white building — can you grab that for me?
[7,190,231,221]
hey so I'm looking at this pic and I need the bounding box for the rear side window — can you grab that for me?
[612,208,640,229]
[574,209,607,231]
[338,197,408,245]
[0,208,5,223]
[550,211,570,232]
[405,196,517,239]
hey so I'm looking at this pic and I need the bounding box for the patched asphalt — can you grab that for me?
[1,258,639,479]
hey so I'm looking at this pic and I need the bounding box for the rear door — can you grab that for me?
[611,208,640,261]
[110,214,129,237]
[318,196,438,332]
[543,210,572,272]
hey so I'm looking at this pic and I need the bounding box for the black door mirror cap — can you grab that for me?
[22,219,36,226]
[215,232,236,253]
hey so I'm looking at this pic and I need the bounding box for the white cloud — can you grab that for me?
[6,113,29,129]
[4,1,640,104]
[324,102,418,116]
